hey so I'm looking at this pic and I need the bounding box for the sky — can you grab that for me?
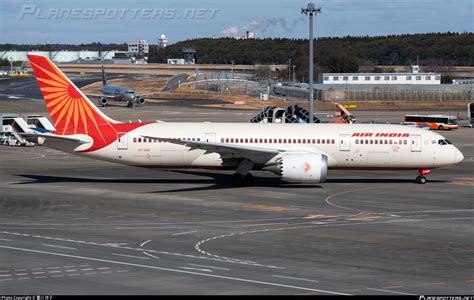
[0,0,472,44]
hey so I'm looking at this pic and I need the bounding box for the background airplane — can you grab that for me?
[86,66,159,108]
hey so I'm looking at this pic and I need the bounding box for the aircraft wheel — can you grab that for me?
[232,173,243,186]
[126,101,133,108]
[242,173,254,186]
[416,175,427,184]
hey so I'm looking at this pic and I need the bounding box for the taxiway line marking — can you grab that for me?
[0,239,11,242]
[272,275,320,283]
[112,253,149,260]
[0,245,349,295]
[171,230,198,236]
[423,282,446,286]
[188,264,230,271]
[180,266,212,273]
[42,244,77,250]
[367,288,416,295]
[382,285,404,289]
[0,278,13,282]
[240,223,288,227]
[465,280,474,283]
[142,252,160,260]
[140,240,151,247]
[339,289,362,292]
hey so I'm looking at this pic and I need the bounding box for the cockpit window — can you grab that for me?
[444,139,452,144]
[438,139,447,145]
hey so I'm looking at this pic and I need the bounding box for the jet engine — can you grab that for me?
[265,153,328,183]
[136,97,145,105]
[99,97,108,107]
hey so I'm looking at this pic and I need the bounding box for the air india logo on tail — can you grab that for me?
[28,54,147,152]
[28,54,112,140]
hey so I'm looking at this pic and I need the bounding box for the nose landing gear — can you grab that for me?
[416,169,431,184]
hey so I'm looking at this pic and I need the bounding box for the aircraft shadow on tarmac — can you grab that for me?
[16,172,449,193]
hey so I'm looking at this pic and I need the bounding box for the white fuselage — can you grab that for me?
[71,123,463,171]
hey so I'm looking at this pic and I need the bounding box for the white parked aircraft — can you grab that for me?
[26,54,463,185]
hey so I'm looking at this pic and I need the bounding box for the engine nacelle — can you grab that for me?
[99,97,108,107]
[136,97,145,105]
[272,153,328,183]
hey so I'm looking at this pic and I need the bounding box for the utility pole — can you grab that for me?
[301,3,321,123]
[8,57,13,73]
[231,60,235,79]
[287,59,292,81]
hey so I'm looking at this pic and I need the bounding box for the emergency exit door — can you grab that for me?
[339,134,351,151]
[411,134,422,152]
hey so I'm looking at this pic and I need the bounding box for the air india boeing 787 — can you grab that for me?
[26,54,463,185]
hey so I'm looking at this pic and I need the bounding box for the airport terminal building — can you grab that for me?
[320,65,441,85]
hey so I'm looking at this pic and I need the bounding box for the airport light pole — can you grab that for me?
[9,57,13,73]
[287,59,292,81]
[301,3,321,123]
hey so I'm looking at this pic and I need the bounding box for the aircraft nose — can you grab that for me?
[454,147,464,164]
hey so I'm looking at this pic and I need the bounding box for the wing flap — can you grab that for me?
[141,135,281,164]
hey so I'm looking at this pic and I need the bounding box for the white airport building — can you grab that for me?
[127,40,149,54]
[0,50,118,62]
[321,66,441,85]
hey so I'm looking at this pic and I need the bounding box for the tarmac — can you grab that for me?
[0,75,473,295]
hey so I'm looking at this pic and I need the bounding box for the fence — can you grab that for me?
[273,85,473,102]
[181,79,271,96]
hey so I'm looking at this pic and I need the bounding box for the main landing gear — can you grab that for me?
[232,173,254,187]
[415,169,431,184]
[232,159,255,187]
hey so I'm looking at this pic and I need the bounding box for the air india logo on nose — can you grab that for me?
[304,162,311,172]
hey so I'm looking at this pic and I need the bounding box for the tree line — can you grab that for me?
[148,32,473,80]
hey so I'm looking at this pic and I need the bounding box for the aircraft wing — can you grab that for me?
[141,136,281,164]
[85,94,117,99]
[137,92,170,97]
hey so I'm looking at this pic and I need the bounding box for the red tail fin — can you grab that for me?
[28,54,117,136]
